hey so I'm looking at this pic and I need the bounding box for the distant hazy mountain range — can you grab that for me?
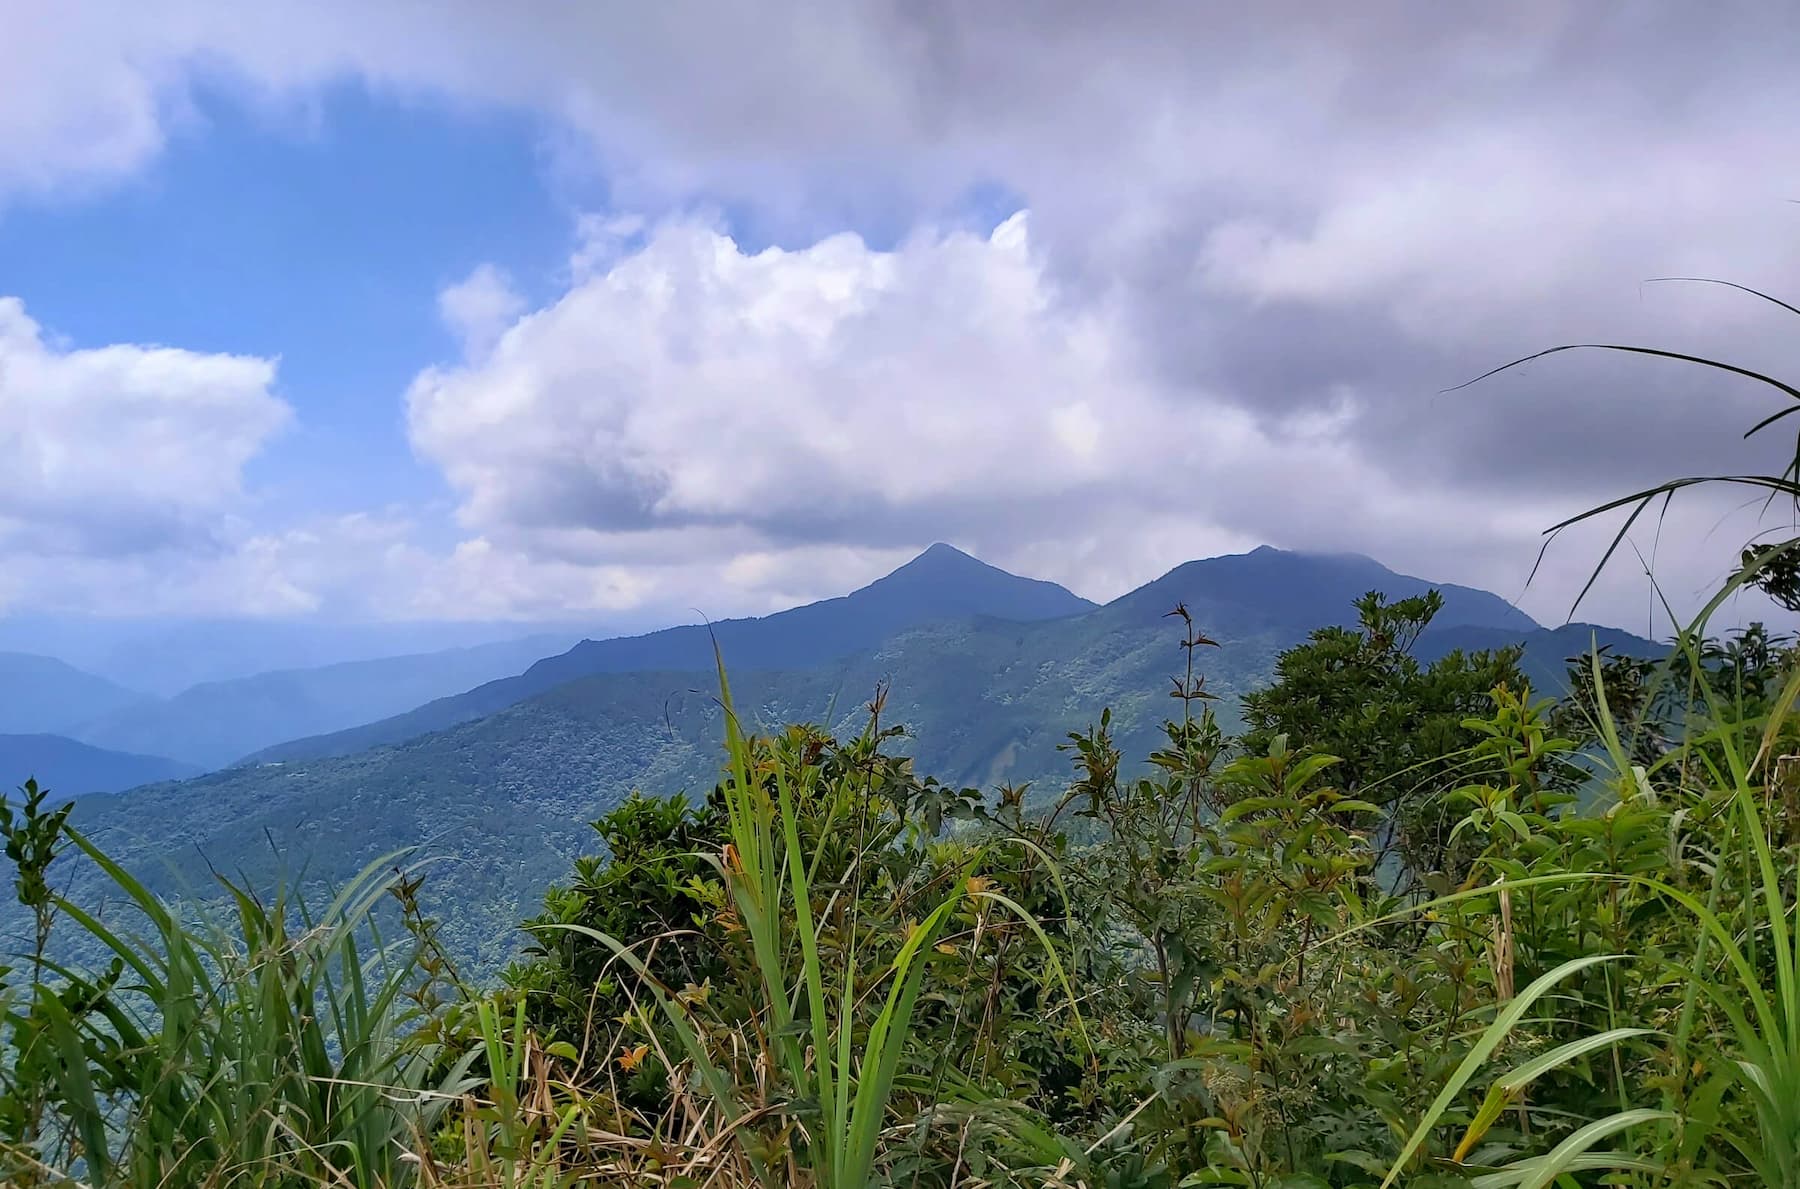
[0,635,581,771]
[249,543,1096,766]
[69,634,579,770]
[0,735,199,796]
[1414,621,1665,693]
[0,652,147,735]
[32,544,1662,971]
[0,617,608,697]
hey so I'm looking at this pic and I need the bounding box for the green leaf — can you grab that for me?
[1382,953,1624,1188]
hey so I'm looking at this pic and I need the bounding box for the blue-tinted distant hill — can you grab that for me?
[72,633,577,770]
[1109,545,1537,634]
[0,653,147,735]
[249,544,1096,764]
[0,735,197,796]
[535,543,1095,677]
[0,617,604,697]
[1416,621,1664,695]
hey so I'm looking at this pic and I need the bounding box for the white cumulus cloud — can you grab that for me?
[0,297,289,560]
[408,213,1174,556]
[404,211,1709,625]
[4,3,1800,628]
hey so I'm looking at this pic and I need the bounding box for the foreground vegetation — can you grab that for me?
[4,566,1800,1186]
[9,313,1800,1185]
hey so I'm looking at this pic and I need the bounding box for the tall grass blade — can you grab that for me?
[1381,953,1621,1187]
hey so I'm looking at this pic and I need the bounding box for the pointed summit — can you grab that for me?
[875,541,981,581]
[853,542,1093,620]
[253,543,1094,764]
[1111,546,1536,633]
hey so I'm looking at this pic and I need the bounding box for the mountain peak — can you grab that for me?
[252,541,1098,765]
[1243,544,1376,567]
[857,544,1093,620]
[1116,545,1537,634]
[878,542,984,582]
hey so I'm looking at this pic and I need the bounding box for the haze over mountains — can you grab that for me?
[12,543,1662,970]
[0,618,605,697]
[0,653,146,736]
[0,735,198,795]
[252,544,1096,765]
[70,633,580,769]
[0,635,579,774]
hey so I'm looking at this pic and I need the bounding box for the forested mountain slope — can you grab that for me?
[54,546,1618,971]
[249,544,1095,764]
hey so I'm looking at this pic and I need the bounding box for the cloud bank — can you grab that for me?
[5,3,1800,629]
[0,299,291,607]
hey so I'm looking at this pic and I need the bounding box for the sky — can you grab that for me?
[4,2,1800,641]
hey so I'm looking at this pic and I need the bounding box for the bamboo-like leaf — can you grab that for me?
[1643,275,1800,321]
[1453,1028,1654,1161]
[1381,953,1623,1188]
[768,743,841,1178]
[34,986,113,1179]
[1500,1109,1673,1189]
[1499,1027,1655,1093]
[972,888,1092,1054]
[845,890,965,1188]
[1447,342,1800,405]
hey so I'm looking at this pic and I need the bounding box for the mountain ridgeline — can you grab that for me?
[41,545,1658,971]
[249,543,1095,764]
[69,632,578,769]
[0,653,148,736]
[0,735,198,796]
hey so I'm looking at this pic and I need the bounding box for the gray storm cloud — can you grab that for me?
[2,2,1798,626]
